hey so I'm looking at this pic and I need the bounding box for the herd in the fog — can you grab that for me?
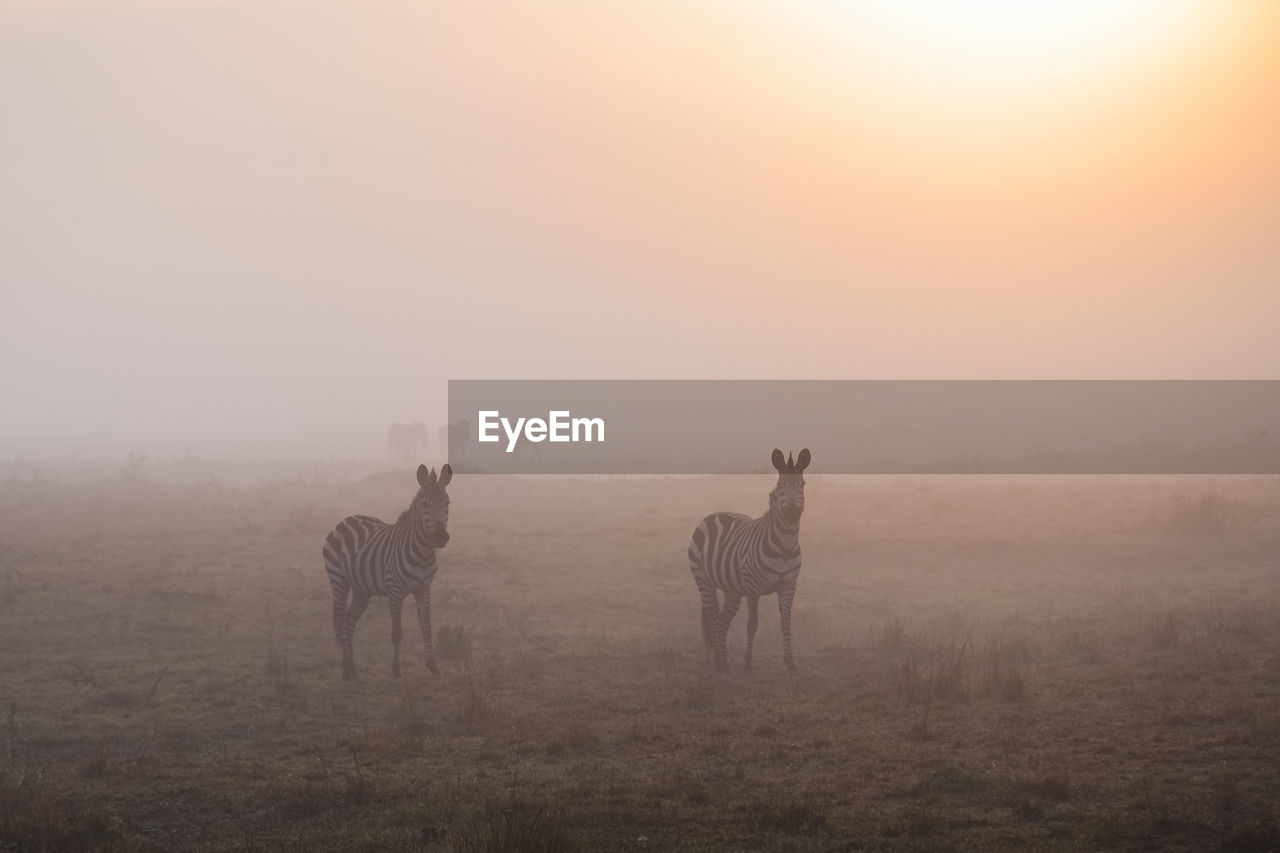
[324,443,811,679]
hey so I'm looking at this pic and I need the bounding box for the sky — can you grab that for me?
[2,1,1278,458]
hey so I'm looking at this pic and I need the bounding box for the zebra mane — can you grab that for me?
[397,490,424,525]
[766,482,784,517]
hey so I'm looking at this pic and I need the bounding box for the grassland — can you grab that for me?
[2,471,1279,851]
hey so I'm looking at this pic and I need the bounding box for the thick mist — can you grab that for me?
[3,1,1279,461]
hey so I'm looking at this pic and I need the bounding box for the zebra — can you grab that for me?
[444,418,471,464]
[387,422,429,461]
[689,448,811,672]
[323,463,452,681]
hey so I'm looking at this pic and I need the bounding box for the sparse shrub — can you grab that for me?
[754,725,777,738]
[448,800,582,853]
[909,764,990,797]
[1,571,21,606]
[265,643,295,692]
[546,721,601,755]
[929,637,970,700]
[1220,820,1280,853]
[682,781,712,806]
[154,721,198,756]
[119,453,147,484]
[625,720,656,745]
[400,688,429,740]
[896,802,940,838]
[91,690,140,710]
[438,624,474,662]
[274,748,381,818]
[341,760,374,807]
[1151,612,1181,649]
[1068,625,1105,664]
[1025,773,1072,803]
[275,773,370,818]
[0,773,126,851]
[445,658,493,736]
[80,741,110,778]
[892,633,981,737]
[514,652,547,681]
[981,632,1030,703]
[879,616,907,650]
[908,717,933,741]
[285,503,318,532]
[684,680,717,711]
[1208,772,1242,817]
[993,669,1028,703]
[647,645,682,665]
[1011,799,1045,821]
[896,635,970,707]
[564,721,600,752]
[504,607,534,639]
[63,662,143,709]
[3,704,16,765]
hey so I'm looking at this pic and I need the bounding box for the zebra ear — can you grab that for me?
[771,448,786,473]
[796,448,811,472]
[416,464,431,488]
[438,464,452,487]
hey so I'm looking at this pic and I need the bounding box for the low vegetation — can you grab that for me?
[0,473,1278,850]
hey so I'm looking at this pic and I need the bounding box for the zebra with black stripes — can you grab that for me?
[323,464,452,681]
[689,448,811,672]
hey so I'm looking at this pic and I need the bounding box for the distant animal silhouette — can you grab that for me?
[443,418,470,464]
[689,448,811,672]
[322,464,453,680]
[387,422,429,461]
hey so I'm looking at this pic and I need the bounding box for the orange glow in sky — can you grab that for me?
[2,1,1278,454]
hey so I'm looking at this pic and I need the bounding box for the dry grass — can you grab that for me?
[1,472,1279,850]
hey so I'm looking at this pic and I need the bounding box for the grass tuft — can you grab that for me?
[1168,493,1228,536]
[448,800,582,853]
[438,624,474,662]
[746,799,830,835]
[0,773,127,852]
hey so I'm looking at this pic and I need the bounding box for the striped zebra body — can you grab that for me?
[323,464,452,681]
[689,448,810,672]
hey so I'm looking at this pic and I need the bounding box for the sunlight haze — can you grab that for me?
[2,0,1277,458]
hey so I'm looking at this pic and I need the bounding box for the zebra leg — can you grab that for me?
[415,586,439,676]
[744,595,759,671]
[389,593,404,679]
[716,591,742,673]
[696,582,720,650]
[778,586,796,671]
[689,545,718,650]
[330,580,350,650]
[342,592,371,681]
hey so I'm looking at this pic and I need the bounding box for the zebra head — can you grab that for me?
[770,448,811,529]
[415,463,453,548]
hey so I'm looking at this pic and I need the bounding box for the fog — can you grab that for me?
[4,8,1280,846]
[3,1,1278,460]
